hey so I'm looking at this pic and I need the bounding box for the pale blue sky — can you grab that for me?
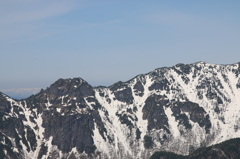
[1,0,240,89]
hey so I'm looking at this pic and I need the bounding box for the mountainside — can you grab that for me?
[1,61,240,159]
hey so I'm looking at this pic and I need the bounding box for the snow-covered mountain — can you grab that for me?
[1,61,240,159]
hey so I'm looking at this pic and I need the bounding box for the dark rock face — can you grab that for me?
[148,80,170,91]
[174,63,192,75]
[29,78,106,155]
[113,87,134,104]
[148,69,171,92]
[171,102,211,133]
[143,135,154,149]
[42,112,96,153]
[46,78,94,97]
[0,93,11,113]
[34,78,95,108]
[109,81,134,104]
[0,132,23,159]
[171,105,192,129]
[143,94,170,132]
[0,93,36,158]
[133,81,144,97]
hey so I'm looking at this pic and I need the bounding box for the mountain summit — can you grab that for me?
[1,62,240,159]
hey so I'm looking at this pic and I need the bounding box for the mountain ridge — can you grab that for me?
[1,61,240,158]
[150,137,240,159]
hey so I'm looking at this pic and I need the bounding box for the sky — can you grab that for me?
[1,0,240,90]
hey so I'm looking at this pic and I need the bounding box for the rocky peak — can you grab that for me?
[45,77,93,96]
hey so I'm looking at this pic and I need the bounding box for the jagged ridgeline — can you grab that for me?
[0,62,240,159]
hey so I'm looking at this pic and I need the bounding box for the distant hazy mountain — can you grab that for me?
[0,61,240,159]
[0,88,41,99]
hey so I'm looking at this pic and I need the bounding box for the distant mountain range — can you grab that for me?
[0,88,41,99]
[0,61,240,159]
